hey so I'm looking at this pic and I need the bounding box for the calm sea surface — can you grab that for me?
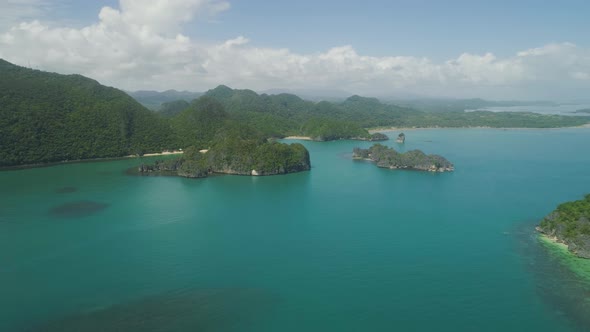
[1,128,590,331]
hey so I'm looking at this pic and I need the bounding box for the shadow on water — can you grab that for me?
[55,187,78,194]
[513,221,590,331]
[49,201,109,218]
[26,288,277,332]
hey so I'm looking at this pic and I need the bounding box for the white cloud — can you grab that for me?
[1,0,589,99]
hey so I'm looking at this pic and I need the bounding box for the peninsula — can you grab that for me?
[537,194,590,258]
[352,144,454,172]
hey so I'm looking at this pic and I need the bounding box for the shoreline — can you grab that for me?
[368,124,590,133]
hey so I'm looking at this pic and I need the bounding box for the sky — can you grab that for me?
[1,0,590,100]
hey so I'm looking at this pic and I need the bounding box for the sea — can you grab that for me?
[1,128,590,331]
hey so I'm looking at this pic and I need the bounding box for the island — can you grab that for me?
[537,194,590,258]
[352,144,454,172]
[574,108,590,114]
[139,141,311,178]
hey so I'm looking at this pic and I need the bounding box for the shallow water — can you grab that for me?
[1,128,590,331]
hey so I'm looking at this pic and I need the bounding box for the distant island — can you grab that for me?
[353,144,454,172]
[574,108,590,114]
[537,194,590,258]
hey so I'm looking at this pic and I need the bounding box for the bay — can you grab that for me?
[1,128,590,331]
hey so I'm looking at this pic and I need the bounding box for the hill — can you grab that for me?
[127,90,202,110]
[0,59,175,167]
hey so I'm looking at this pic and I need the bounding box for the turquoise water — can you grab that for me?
[1,128,590,331]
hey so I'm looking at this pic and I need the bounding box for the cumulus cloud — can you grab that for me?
[1,0,589,99]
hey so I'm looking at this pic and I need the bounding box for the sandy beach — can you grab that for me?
[283,136,313,140]
[129,151,184,158]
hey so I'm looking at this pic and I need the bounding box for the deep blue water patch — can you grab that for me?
[27,288,277,332]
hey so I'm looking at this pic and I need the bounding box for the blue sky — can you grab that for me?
[1,0,590,99]
[47,0,590,58]
[199,0,590,59]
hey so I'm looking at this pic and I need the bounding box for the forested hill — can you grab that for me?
[127,90,203,110]
[195,85,590,138]
[0,59,174,167]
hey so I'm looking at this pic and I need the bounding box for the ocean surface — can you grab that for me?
[1,128,590,332]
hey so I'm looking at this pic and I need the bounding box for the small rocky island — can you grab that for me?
[352,144,454,172]
[537,194,590,258]
[139,141,311,178]
[396,133,406,143]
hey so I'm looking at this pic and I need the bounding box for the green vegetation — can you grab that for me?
[353,144,454,172]
[171,97,231,149]
[158,100,190,118]
[127,90,202,110]
[301,117,369,141]
[0,59,175,167]
[538,195,590,258]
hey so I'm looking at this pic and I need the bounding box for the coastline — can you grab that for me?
[283,136,313,140]
[368,123,590,133]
